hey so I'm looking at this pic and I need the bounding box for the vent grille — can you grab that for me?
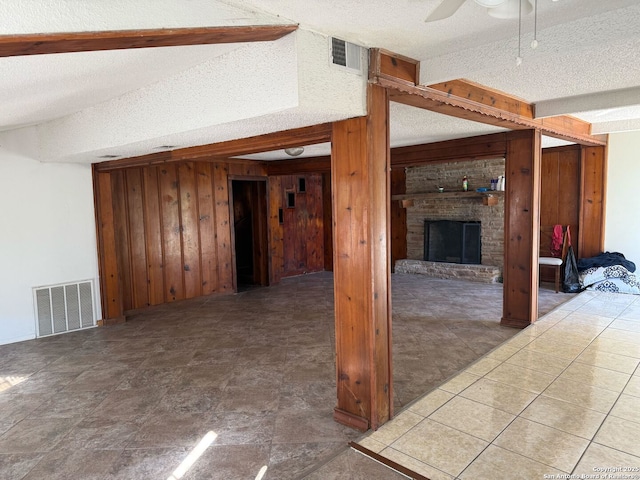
[331,37,363,73]
[34,280,96,337]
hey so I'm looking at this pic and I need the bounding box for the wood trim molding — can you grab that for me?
[265,156,331,175]
[373,77,606,147]
[392,132,507,167]
[97,316,126,327]
[429,79,534,118]
[348,443,431,480]
[0,25,298,57]
[369,48,420,86]
[333,409,369,432]
[94,123,333,171]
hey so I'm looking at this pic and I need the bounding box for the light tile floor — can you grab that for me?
[357,289,640,479]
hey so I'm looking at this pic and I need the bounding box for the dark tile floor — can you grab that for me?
[0,273,571,479]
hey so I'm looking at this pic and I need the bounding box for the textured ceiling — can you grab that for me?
[0,45,241,131]
[1,0,639,163]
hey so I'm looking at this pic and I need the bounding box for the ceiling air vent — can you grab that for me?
[331,37,363,74]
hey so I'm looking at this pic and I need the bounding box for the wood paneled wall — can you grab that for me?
[580,145,607,258]
[322,173,333,272]
[540,145,581,282]
[94,160,266,319]
[540,145,581,241]
[390,168,407,271]
[538,143,607,264]
[268,173,325,283]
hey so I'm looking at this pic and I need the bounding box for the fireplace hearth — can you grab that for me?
[424,220,481,264]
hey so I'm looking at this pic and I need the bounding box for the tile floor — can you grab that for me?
[357,289,640,480]
[0,273,571,479]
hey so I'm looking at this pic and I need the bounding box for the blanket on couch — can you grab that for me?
[580,265,640,295]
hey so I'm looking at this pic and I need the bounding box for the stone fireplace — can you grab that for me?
[395,158,505,283]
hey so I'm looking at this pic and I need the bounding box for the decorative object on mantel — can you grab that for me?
[438,187,445,193]
[483,195,499,206]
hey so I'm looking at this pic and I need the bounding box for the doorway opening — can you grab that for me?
[231,179,269,291]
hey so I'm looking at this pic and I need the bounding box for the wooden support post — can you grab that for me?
[331,84,393,431]
[502,130,541,328]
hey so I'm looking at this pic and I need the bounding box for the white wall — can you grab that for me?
[0,149,100,345]
[605,131,640,266]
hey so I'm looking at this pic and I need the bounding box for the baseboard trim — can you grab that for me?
[333,408,369,432]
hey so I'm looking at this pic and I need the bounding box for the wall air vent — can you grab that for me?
[33,280,96,337]
[331,37,364,74]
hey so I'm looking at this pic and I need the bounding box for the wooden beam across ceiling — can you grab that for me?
[428,79,534,118]
[428,79,606,144]
[94,123,333,171]
[0,25,298,58]
[367,50,606,147]
[377,78,605,147]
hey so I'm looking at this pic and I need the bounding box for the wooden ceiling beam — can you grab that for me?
[369,53,605,147]
[266,156,331,175]
[94,123,332,171]
[0,25,298,58]
[428,79,534,118]
[391,132,508,167]
[381,78,605,146]
[428,79,597,139]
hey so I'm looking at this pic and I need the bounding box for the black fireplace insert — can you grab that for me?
[424,220,481,264]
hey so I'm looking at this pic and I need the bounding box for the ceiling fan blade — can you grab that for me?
[425,0,467,22]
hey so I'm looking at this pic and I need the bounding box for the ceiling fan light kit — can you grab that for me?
[486,0,533,19]
[426,0,552,66]
[426,0,534,22]
[475,0,508,7]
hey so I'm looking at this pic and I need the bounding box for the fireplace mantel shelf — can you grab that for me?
[392,190,503,207]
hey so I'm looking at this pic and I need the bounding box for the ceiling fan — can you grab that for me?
[425,0,534,22]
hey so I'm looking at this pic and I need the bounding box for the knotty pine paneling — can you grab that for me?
[125,168,149,308]
[213,163,234,292]
[97,160,243,317]
[158,165,184,303]
[143,166,164,306]
[196,163,219,295]
[539,145,581,282]
[390,167,407,271]
[178,163,202,299]
[268,176,285,285]
[322,173,333,272]
[306,174,324,272]
[579,145,606,258]
[110,171,133,311]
